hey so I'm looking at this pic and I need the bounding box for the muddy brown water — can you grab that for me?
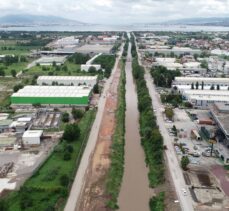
[118,44,153,211]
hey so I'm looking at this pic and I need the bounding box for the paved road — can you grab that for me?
[64,46,123,211]
[133,33,194,211]
[118,42,153,211]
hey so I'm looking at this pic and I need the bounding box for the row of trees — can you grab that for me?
[131,34,164,187]
[151,66,181,88]
[191,82,221,90]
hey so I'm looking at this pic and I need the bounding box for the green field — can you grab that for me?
[3,109,96,211]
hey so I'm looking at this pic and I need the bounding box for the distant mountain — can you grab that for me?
[0,14,86,26]
[163,17,229,26]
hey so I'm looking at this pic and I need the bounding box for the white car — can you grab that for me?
[182,188,188,196]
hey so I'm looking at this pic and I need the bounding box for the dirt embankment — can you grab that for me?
[77,64,121,211]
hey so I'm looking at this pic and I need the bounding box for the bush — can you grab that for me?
[13,84,24,92]
[149,192,165,211]
[59,174,69,186]
[181,156,189,170]
[62,112,70,123]
[72,108,84,120]
[62,123,81,142]
[63,153,71,161]
[65,145,74,153]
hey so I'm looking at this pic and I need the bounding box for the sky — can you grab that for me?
[0,0,229,24]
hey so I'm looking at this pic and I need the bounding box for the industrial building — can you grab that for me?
[22,130,43,145]
[172,77,229,91]
[75,44,113,55]
[35,56,66,66]
[210,103,229,164]
[141,46,201,56]
[37,76,98,87]
[181,89,229,108]
[11,86,92,106]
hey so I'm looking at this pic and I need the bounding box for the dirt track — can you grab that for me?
[77,62,121,211]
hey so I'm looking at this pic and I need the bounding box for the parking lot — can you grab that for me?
[163,108,229,210]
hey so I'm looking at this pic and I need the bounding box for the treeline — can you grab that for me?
[68,53,91,64]
[106,59,126,209]
[131,33,165,210]
[93,55,115,78]
[132,58,164,187]
[122,33,129,57]
[151,66,181,88]
[0,55,27,66]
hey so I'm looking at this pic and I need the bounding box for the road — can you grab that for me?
[134,33,194,211]
[64,45,123,211]
[118,42,153,211]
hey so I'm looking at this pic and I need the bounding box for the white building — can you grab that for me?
[173,77,229,88]
[22,130,43,145]
[183,62,201,69]
[35,56,66,66]
[37,76,98,87]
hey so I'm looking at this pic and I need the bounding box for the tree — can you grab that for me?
[165,107,174,121]
[181,156,189,170]
[0,69,5,76]
[217,84,220,90]
[13,84,24,92]
[88,66,97,74]
[52,61,57,67]
[201,81,204,90]
[63,153,71,161]
[62,112,70,123]
[60,174,69,186]
[93,83,99,94]
[72,108,84,120]
[11,69,16,77]
[172,125,177,136]
[195,81,199,90]
[210,84,215,90]
[62,123,80,142]
[191,83,194,90]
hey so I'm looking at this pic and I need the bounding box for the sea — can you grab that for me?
[1,24,229,32]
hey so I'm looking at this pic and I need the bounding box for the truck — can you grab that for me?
[197,119,215,125]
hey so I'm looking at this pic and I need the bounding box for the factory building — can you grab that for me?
[11,86,92,106]
[35,56,66,66]
[172,77,229,91]
[22,130,43,145]
[37,76,98,87]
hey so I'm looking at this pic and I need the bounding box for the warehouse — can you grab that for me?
[173,77,229,86]
[37,76,98,87]
[186,95,229,109]
[35,56,66,66]
[11,86,92,106]
[75,44,113,55]
[22,130,43,145]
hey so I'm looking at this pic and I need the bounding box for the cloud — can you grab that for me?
[0,0,229,24]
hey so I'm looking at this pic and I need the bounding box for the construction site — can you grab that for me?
[77,60,121,211]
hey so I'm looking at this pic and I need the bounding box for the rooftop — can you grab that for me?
[174,77,229,82]
[12,86,92,98]
[23,130,43,138]
[37,76,98,81]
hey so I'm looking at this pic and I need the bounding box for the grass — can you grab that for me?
[149,192,165,211]
[24,62,95,77]
[106,59,126,209]
[3,109,96,211]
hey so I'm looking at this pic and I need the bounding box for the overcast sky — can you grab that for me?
[0,0,229,24]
